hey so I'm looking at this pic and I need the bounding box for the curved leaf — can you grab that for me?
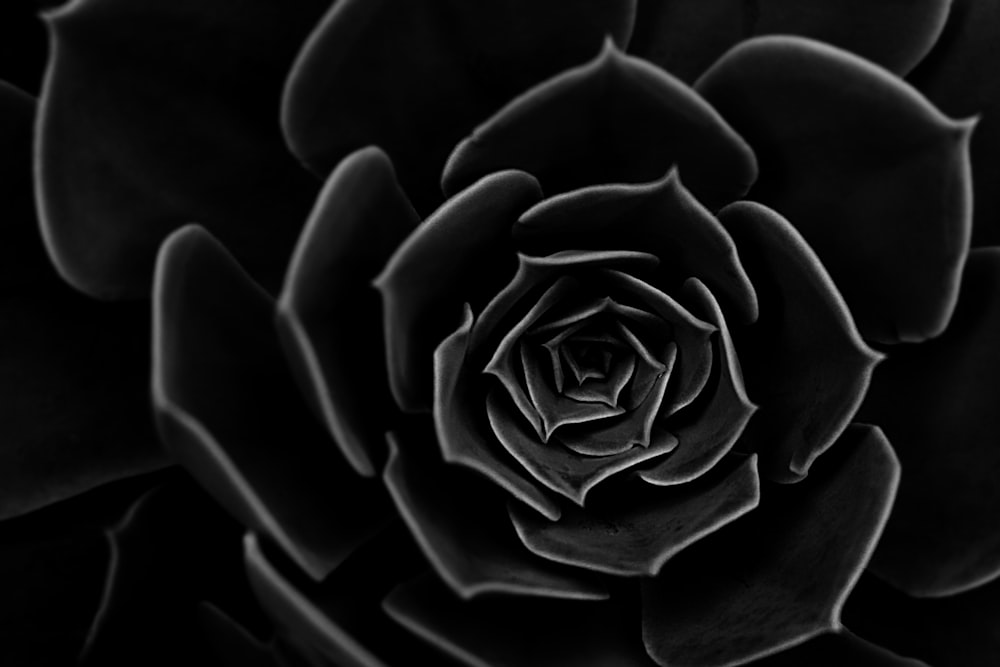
[282,0,636,214]
[152,225,388,581]
[515,171,758,324]
[443,40,757,211]
[375,170,541,413]
[384,429,607,601]
[511,453,758,578]
[433,305,562,521]
[628,0,951,82]
[520,342,627,440]
[641,424,899,667]
[601,269,716,413]
[858,248,1000,597]
[277,146,420,478]
[79,477,265,667]
[640,279,757,486]
[245,527,446,667]
[488,389,679,508]
[750,629,928,667]
[844,571,1000,666]
[909,0,1000,247]
[718,202,881,483]
[37,0,327,298]
[470,248,660,364]
[485,276,595,440]
[697,36,974,344]
[0,82,165,520]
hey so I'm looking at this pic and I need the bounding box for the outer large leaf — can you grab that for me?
[245,527,457,667]
[641,424,899,667]
[278,147,420,477]
[0,83,166,520]
[443,41,757,211]
[858,248,1000,597]
[282,0,636,214]
[384,573,656,667]
[909,0,1000,247]
[719,202,881,483]
[79,476,267,667]
[37,0,328,298]
[628,0,950,82]
[844,572,1000,666]
[698,36,973,345]
[152,225,388,581]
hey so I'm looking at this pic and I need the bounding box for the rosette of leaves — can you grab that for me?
[3,1,1000,666]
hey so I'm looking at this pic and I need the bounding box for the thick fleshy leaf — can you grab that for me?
[245,527,451,667]
[489,389,679,508]
[442,40,757,210]
[434,305,562,521]
[844,571,1000,666]
[384,430,607,601]
[628,0,950,82]
[516,171,758,324]
[718,202,881,483]
[0,83,166,520]
[857,248,1000,597]
[697,36,974,344]
[384,573,656,667]
[641,424,899,667]
[640,279,757,486]
[375,170,542,413]
[37,0,328,298]
[79,476,266,667]
[282,0,636,214]
[152,225,388,581]
[909,0,1000,247]
[511,453,758,578]
[750,630,928,667]
[277,147,420,478]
